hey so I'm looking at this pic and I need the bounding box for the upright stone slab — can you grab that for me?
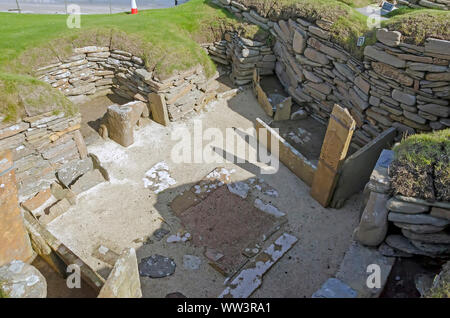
[98,248,142,298]
[354,192,389,246]
[311,105,355,207]
[0,150,34,267]
[149,93,170,126]
[330,129,396,208]
[104,101,145,147]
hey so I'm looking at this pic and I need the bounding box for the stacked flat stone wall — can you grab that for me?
[35,47,217,122]
[398,0,450,10]
[204,31,275,86]
[213,0,450,150]
[0,112,85,202]
[355,150,450,258]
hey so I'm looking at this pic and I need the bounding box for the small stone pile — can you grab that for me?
[35,47,219,122]
[355,149,450,258]
[398,0,450,10]
[213,0,450,151]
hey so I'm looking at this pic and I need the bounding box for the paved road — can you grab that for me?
[0,0,189,14]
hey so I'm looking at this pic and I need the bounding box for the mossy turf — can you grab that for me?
[383,9,450,45]
[0,72,77,122]
[426,262,450,298]
[391,129,450,201]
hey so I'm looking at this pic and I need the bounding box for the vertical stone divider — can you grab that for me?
[149,92,170,126]
[310,105,356,207]
[252,69,274,117]
[0,150,34,266]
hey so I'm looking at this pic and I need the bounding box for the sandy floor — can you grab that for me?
[46,87,362,298]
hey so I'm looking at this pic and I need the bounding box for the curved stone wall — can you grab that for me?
[34,47,215,122]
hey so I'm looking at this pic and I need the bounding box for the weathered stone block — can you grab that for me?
[97,248,142,298]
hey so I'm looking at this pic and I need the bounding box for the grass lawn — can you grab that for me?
[0,0,259,120]
[0,0,246,78]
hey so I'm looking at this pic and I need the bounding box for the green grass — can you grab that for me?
[0,72,77,122]
[394,129,450,168]
[0,0,261,121]
[240,0,380,57]
[0,0,245,78]
[383,9,450,45]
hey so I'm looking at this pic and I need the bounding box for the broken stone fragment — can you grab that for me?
[138,254,176,278]
[0,260,47,298]
[56,157,94,188]
[253,198,285,218]
[227,181,250,199]
[219,233,297,298]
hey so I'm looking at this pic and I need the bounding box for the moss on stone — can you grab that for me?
[0,72,77,123]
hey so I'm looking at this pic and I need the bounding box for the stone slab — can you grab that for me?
[311,278,357,298]
[335,241,395,298]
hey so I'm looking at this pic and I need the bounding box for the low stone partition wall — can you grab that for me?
[355,150,450,258]
[213,0,450,150]
[204,31,275,86]
[0,112,85,201]
[34,47,217,123]
[398,0,450,10]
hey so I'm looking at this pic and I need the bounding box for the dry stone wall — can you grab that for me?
[0,112,85,202]
[355,149,450,258]
[35,47,216,122]
[203,31,275,86]
[398,0,450,10]
[213,0,450,150]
